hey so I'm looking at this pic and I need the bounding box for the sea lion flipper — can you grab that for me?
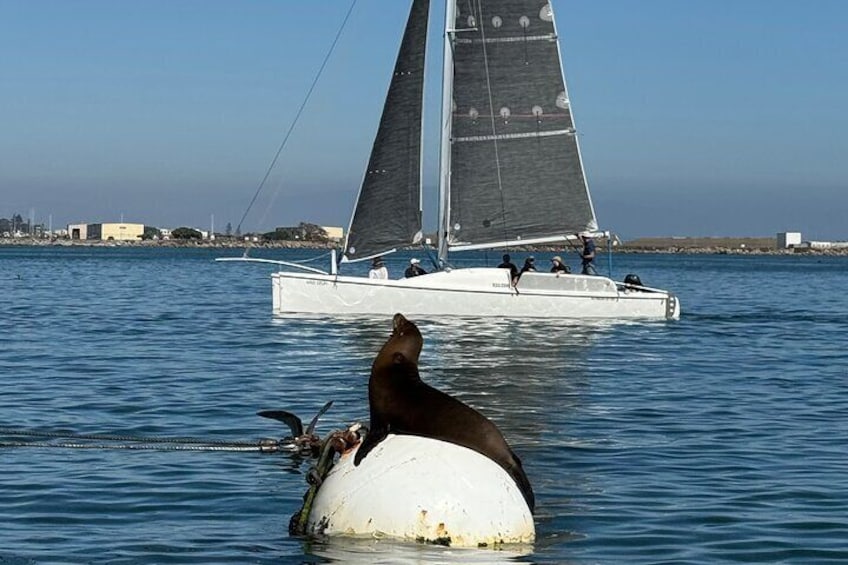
[305,400,334,435]
[257,410,303,437]
[505,449,535,513]
[509,465,535,513]
[354,425,388,466]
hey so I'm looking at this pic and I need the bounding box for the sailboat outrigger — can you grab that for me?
[227,0,680,320]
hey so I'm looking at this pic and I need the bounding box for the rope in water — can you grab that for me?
[0,441,279,452]
[0,403,339,454]
[2,419,362,531]
[289,433,340,534]
[288,424,363,535]
[0,428,294,453]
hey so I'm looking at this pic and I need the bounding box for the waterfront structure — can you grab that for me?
[89,223,144,241]
[322,226,343,242]
[271,224,340,242]
[778,231,848,251]
[68,223,89,240]
[777,232,802,249]
[798,240,848,250]
[68,223,144,241]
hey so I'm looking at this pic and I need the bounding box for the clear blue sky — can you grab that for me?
[2,0,846,239]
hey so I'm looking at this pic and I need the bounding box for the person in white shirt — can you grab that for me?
[369,257,388,279]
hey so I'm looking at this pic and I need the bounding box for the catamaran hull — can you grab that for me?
[272,268,680,320]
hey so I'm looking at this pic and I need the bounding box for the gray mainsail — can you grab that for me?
[343,0,429,262]
[442,0,598,253]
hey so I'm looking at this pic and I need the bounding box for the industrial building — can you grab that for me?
[322,226,344,241]
[67,222,144,241]
[68,223,88,240]
[777,231,848,251]
[777,232,802,249]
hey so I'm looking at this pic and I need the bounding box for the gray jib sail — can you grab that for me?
[446,0,597,249]
[343,0,429,262]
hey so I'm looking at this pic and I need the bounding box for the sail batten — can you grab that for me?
[454,128,575,143]
[454,33,556,44]
[450,233,580,252]
[343,0,429,262]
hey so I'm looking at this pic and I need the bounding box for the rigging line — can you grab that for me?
[289,250,333,264]
[474,0,510,250]
[565,234,583,261]
[235,0,360,235]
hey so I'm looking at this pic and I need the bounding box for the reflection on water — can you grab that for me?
[417,318,612,443]
[4,248,848,563]
[267,314,618,447]
[308,535,536,565]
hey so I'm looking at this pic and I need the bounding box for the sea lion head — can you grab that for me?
[372,313,423,373]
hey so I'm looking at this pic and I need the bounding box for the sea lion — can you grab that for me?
[354,313,535,513]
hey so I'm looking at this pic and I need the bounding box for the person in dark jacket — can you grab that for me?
[497,254,519,285]
[580,233,598,275]
[404,258,427,278]
[550,255,570,274]
[519,256,537,276]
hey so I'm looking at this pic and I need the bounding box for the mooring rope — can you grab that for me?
[0,428,294,453]
[0,403,339,455]
[0,441,278,452]
[0,428,254,445]
[286,423,363,535]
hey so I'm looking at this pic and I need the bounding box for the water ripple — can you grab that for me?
[1,248,848,562]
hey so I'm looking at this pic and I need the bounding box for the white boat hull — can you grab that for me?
[306,434,535,547]
[272,268,680,320]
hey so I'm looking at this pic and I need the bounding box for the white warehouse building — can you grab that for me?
[777,232,802,249]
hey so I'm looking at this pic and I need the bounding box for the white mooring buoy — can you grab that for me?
[306,434,535,548]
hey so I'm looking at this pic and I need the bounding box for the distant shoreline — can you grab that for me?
[1,237,846,256]
[0,238,329,250]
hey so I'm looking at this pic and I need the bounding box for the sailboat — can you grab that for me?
[234,0,680,320]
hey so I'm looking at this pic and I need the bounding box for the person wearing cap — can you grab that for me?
[497,253,519,284]
[404,258,427,278]
[369,257,388,279]
[519,256,537,277]
[550,255,570,274]
[580,232,598,275]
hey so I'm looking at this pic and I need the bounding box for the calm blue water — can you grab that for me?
[1,246,847,564]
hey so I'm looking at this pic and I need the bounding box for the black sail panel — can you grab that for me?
[344,0,429,261]
[447,0,597,249]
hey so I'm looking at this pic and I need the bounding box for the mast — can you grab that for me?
[437,0,456,264]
